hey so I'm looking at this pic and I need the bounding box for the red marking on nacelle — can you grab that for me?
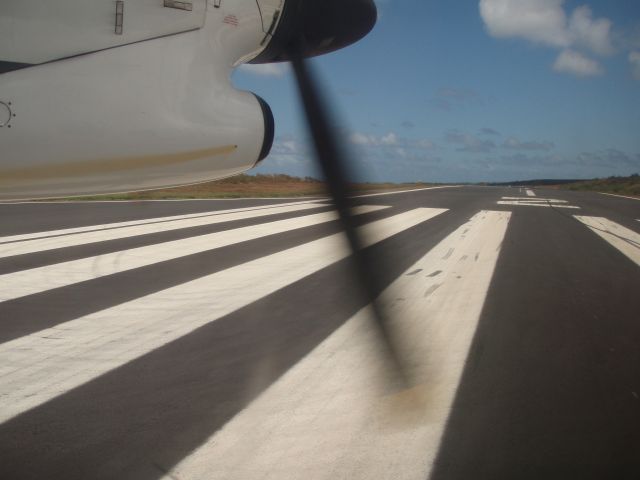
[223,15,239,27]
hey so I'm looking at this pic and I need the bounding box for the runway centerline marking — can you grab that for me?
[0,208,447,424]
[0,206,388,303]
[0,202,327,258]
[163,211,511,480]
[574,216,640,266]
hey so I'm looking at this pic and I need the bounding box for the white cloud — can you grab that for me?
[271,136,301,155]
[349,132,436,152]
[238,63,288,77]
[479,0,615,76]
[395,148,407,158]
[568,6,613,55]
[479,0,569,47]
[349,131,398,146]
[381,132,398,145]
[349,132,376,146]
[630,51,640,80]
[553,49,603,76]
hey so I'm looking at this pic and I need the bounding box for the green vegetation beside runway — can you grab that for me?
[488,174,640,198]
[562,174,640,198]
[49,174,438,201]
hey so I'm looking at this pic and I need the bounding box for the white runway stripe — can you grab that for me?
[0,201,322,244]
[163,211,511,480]
[0,208,446,424]
[0,202,326,258]
[574,216,640,266]
[500,197,567,203]
[497,200,579,209]
[0,206,387,302]
[526,189,536,197]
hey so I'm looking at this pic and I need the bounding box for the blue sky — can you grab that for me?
[233,0,640,183]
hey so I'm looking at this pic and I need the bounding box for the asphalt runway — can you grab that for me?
[0,186,639,480]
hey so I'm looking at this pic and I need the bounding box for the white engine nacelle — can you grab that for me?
[0,0,377,200]
[0,0,281,200]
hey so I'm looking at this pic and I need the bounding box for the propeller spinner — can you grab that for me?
[251,0,377,63]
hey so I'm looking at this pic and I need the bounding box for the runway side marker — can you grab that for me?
[0,208,447,424]
[164,211,512,480]
[574,216,640,266]
[599,192,640,202]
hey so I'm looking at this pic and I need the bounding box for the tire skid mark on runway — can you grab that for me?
[1,186,638,479]
[162,211,511,480]
[574,216,640,266]
[0,208,446,425]
[0,206,387,303]
[0,205,467,480]
[0,202,327,258]
[430,205,640,479]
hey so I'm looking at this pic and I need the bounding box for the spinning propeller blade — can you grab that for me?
[289,54,410,386]
[251,0,411,385]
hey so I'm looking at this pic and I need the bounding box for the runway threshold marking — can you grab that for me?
[0,201,324,244]
[574,216,640,266]
[0,202,327,258]
[0,205,389,302]
[0,208,447,424]
[0,206,388,303]
[163,211,511,480]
